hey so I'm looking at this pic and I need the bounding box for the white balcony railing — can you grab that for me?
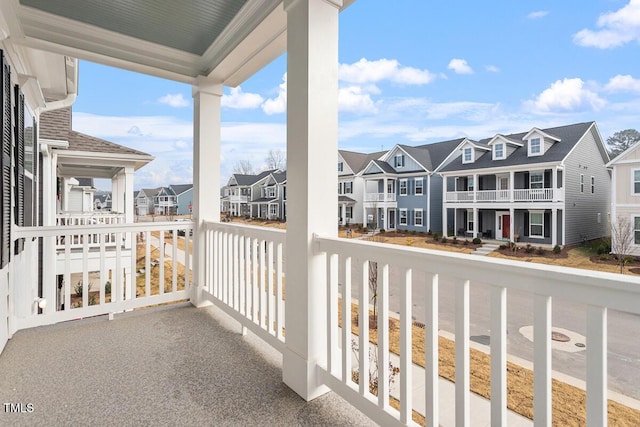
[201,221,286,352]
[56,212,127,250]
[312,233,640,426]
[446,188,563,203]
[364,192,396,202]
[227,195,249,203]
[11,221,193,332]
[57,212,125,226]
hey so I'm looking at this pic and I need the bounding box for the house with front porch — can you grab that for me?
[249,170,286,220]
[607,141,640,256]
[1,2,637,427]
[338,149,385,226]
[169,184,194,215]
[135,187,160,216]
[440,122,610,246]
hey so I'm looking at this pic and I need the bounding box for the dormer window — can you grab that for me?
[394,154,405,168]
[493,143,505,160]
[529,138,542,156]
[462,147,473,164]
[338,162,343,172]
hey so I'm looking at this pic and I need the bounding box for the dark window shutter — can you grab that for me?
[524,212,530,237]
[524,172,530,188]
[544,170,551,188]
[14,86,24,253]
[1,51,11,268]
[544,211,551,238]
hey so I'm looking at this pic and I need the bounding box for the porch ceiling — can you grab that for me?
[3,0,353,85]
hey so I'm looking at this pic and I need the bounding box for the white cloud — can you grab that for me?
[339,58,437,85]
[221,86,264,109]
[157,93,189,108]
[605,74,640,93]
[338,86,378,114]
[447,58,474,75]
[527,11,549,19]
[526,78,606,113]
[262,73,287,115]
[485,65,500,73]
[573,0,640,48]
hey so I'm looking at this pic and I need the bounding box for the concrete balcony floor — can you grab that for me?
[0,303,374,426]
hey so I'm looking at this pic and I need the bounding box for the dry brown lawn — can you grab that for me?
[339,302,640,426]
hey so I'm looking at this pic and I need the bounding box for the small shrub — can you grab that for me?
[440,236,448,244]
[411,230,417,235]
[499,244,507,250]
[451,236,458,245]
[74,281,93,297]
[379,228,385,234]
[432,233,441,241]
[536,246,545,255]
[105,281,112,295]
[362,227,368,233]
[464,239,469,245]
[88,294,97,306]
[472,237,481,245]
[599,254,610,261]
[553,245,561,254]
[525,244,535,254]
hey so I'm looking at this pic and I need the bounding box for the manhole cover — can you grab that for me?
[575,342,586,348]
[551,331,570,342]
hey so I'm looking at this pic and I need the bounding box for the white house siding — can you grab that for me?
[563,126,611,244]
[611,160,640,256]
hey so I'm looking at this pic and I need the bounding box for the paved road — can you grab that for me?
[339,263,640,401]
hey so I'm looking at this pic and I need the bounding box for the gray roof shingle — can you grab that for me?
[169,184,193,195]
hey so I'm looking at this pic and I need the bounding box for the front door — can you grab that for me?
[388,209,395,229]
[501,214,510,239]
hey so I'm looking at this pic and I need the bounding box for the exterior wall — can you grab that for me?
[387,148,422,172]
[613,161,640,205]
[429,175,443,233]
[176,188,193,215]
[564,127,611,244]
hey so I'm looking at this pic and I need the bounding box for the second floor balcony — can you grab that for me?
[226,194,249,203]
[364,192,397,202]
[446,187,565,203]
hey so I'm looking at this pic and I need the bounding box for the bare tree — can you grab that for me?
[232,160,255,175]
[611,216,635,274]
[265,149,286,170]
[607,129,640,158]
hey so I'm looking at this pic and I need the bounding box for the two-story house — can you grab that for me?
[337,150,385,226]
[135,188,160,216]
[440,122,610,246]
[94,190,112,211]
[169,184,193,215]
[250,170,286,220]
[607,142,640,256]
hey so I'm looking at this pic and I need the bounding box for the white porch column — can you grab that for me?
[111,174,120,213]
[426,174,431,231]
[473,207,479,238]
[442,176,447,236]
[383,177,388,201]
[283,0,341,401]
[473,173,478,202]
[551,208,557,247]
[509,207,515,242]
[191,77,222,307]
[552,167,558,201]
[340,203,346,226]
[124,167,134,223]
[509,170,515,202]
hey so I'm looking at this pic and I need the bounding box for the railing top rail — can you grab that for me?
[13,221,194,238]
[203,220,286,243]
[313,233,640,314]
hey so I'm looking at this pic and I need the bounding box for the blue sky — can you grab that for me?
[70,0,640,190]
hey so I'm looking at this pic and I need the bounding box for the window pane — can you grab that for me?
[635,182,640,194]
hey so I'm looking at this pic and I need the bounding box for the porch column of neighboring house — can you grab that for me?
[552,166,558,201]
[442,176,448,237]
[283,0,341,401]
[551,208,558,247]
[111,173,120,213]
[473,173,478,202]
[362,203,367,228]
[124,167,134,223]
[191,77,222,307]
[473,207,479,238]
[340,203,346,226]
[509,207,515,242]
[509,170,515,202]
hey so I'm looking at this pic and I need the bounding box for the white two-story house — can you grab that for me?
[440,122,610,246]
[337,150,385,226]
[607,142,640,256]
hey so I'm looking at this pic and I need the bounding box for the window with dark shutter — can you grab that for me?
[1,51,11,268]
[14,86,24,254]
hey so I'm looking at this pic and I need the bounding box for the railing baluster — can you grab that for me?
[267,240,274,334]
[233,233,239,310]
[131,231,138,299]
[586,305,607,427]
[276,242,284,340]
[359,259,369,396]
[145,231,151,297]
[159,230,165,295]
[455,279,470,427]
[341,256,352,384]
[425,273,439,427]
[64,235,71,311]
[534,294,552,427]
[491,286,507,426]
[400,267,412,424]
[99,232,105,305]
[259,239,266,328]
[239,234,245,316]
[115,231,122,303]
[378,262,389,409]
[82,233,89,309]
[245,236,252,319]
[223,232,229,304]
[328,253,339,376]
[172,230,178,293]
[252,238,258,324]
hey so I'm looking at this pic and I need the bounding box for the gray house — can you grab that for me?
[440,122,610,246]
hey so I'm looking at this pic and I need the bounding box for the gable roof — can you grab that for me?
[170,184,193,195]
[440,122,596,173]
[363,159,396,175]
[138,188,161,198]
[606,141,640,166]
[229,169,279,186]
[272,171,287,183]
[67,131,151,157]
[339,149,386,174]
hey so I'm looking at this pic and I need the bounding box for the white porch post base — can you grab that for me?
[283,348,330,401]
